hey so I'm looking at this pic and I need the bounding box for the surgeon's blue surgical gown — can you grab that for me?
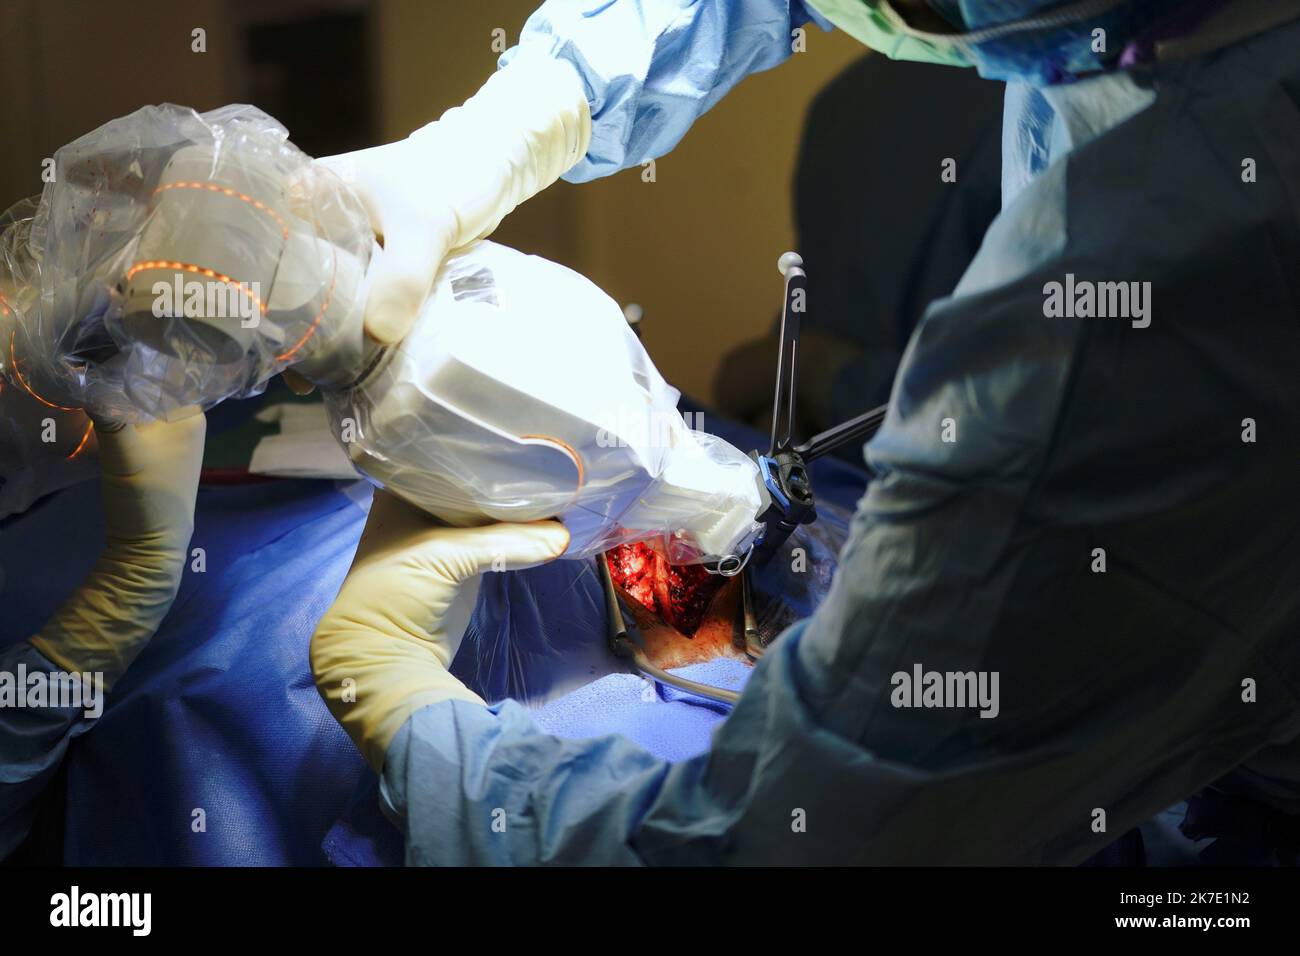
[380,2,1300,864]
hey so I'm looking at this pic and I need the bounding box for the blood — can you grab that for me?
[605,541,724,636]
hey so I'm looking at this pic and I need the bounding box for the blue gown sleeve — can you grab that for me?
[504,0,835,182]
[0,641,97,859]
[386,610,873,867]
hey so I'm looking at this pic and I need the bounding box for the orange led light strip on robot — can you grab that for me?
[0,294,9,399]
[9,330,79,412]
[127,257,335,363]
[146,179,333,363]
[152,181,290,241]
[125,260,268,316]
[274,256,336,363]
[67,420,94,460]
[7,328,94,458]
[519,434,588,511]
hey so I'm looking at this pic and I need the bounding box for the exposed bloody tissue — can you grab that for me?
[605,541,726,636]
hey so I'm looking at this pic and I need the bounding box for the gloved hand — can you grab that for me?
[29,412,205,690]
[319,47,591,347]
[311,491,569,771]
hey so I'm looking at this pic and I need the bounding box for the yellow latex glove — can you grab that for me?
[29,413,205,690]
[317,47,591,347]
[311,491,569,771]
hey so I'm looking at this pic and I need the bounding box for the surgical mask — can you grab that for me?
[7,104,766,564]
[804,0,974,68]
[806,0,1190,85]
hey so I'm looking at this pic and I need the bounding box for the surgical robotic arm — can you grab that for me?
[2,104,766,564]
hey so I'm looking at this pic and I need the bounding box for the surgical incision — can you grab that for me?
[605,541,727,636]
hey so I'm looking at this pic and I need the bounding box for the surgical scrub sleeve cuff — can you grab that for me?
[508,0,834,182]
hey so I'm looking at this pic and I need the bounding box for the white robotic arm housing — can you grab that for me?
[9,104,766,563]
